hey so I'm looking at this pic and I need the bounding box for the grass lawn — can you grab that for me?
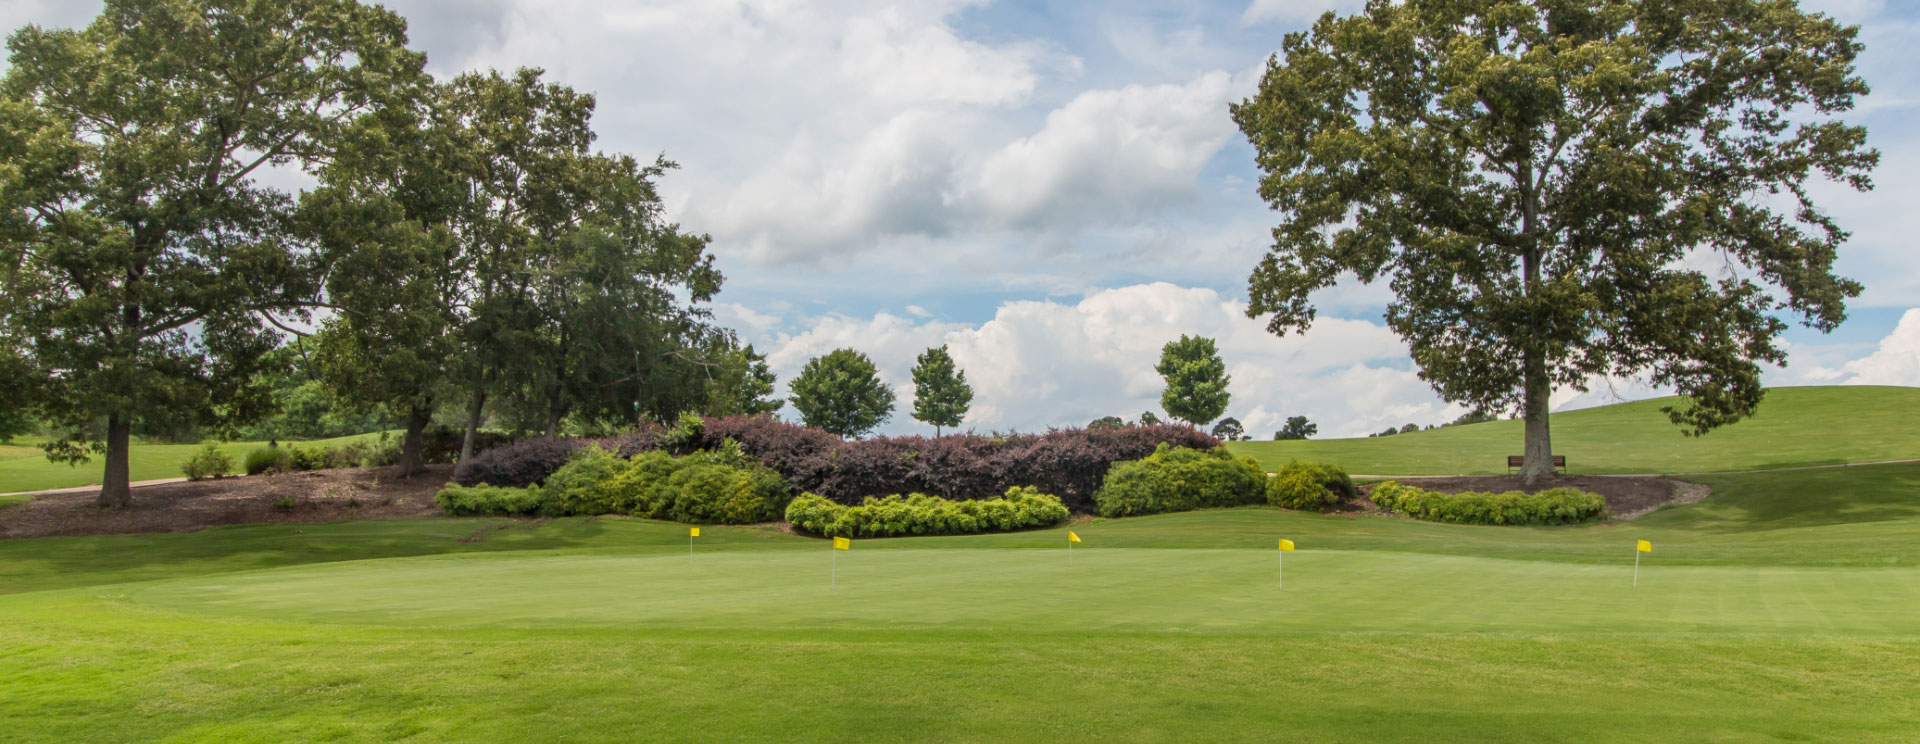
[1228,384,1920,475]
[0,431,394,494]
[4,463,1919,741]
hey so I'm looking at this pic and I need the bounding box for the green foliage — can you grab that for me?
[0,0,426,506]
[1275,415,1316,441]
[910,345,973,434]
[1155,336,1229,428]
[179,444,234,482]
[1093,444,1267,518]
[1231,0,1877,478]
[784,486,1070,538]
[243,447,289,476]
[433,483,546,517]
[788,348,895,438]
[702,343,783,417]
[656,412,706,455]
[1210,417,1245,441]
[1138,411,1161,426]
[1265,461,1353,511]
[1087,416,1125,430]
[506,443,789,524]
[1370,482,1606,526]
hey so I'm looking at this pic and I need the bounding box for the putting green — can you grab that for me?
[134,548,1920,635]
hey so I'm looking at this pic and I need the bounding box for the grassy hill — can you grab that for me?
[0,431,394,495]
[1228,385,1920,475]
[3,462,1919,741]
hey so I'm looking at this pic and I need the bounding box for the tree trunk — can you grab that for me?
[1519,348,1556,485]
[459,389,487,464]
[398,404,431,478]
[98,413,132,509]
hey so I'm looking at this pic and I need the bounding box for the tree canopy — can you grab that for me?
[1155,335,1231,428]
[1232,0,1876,481]
[910,345,973,436]
[789,348,895,438]
[1211,417,1245,441]
[1275,415,1317,441]
[0,0,425,505]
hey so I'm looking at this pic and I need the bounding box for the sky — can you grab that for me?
[6,0,1919,438]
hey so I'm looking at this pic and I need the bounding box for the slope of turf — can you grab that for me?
[1228,384,1920,474]
[4,463,1920,741]
[0,431,394,494]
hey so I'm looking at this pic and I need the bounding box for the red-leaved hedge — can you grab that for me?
[453,415,1218,511]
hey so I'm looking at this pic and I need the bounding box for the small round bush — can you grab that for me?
[1266,460,1354,511]
[539,445,634,516]
[1092,444,1266,517]
[181,443,233,481]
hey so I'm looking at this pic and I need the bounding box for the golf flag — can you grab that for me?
[833,536,851,550]
[690,527,700,538]
[1637,539,1652,553]
[1068,531,1081,543]
[1279,539,1295,551]
[1633,539,1651,587]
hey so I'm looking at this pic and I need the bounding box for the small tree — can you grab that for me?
[1155,335,1231,428]
[789,348,895,438]
[1276,415,1317,441]
[1211,417,1245,441]
[1088,416,1126,430]
[909,345,973,436]
[703,342,782,417]
[1138,411,1162,426]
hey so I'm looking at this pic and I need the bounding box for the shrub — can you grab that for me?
[453,436,584,487]
[435,483,547,516]
[1092,444,1267,517]
[243,446,289,476]
[655,412,706,455]
[694,416,1218,510]
[784,486,1070,538]
[540,445,636,516]
[1266,460,1354,511]
[286,445,326,472]
[1369,481,1607,525]
[180,444,233,481]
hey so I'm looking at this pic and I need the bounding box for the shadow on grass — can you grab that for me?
[1653,463,1920,533]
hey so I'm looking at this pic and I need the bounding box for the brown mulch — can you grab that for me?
[0,465,453,540]
[1353,475,1708,521]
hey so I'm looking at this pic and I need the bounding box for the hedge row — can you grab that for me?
[1369,481,1607,525]
[453,414,1219,511]
[435,443,790,524]
[784,487,1070,538]
[696,417,1220,510]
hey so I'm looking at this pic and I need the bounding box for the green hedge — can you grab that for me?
[437,441,791,525]
[1369,481,1607,525]
[785,486,1070,538]
[1093,444,1267,517]
[1266,460,1354,511]
[435,483,546,516]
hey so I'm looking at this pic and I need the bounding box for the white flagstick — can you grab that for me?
[1279,549,1284,590]
[1069,538,1073,567]
[689,533,694,564]
[832,544,837,590]
[1633,547,1641,588]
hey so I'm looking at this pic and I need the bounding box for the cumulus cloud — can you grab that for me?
[1803,309,1920,385]
[739,282,1465,438]
[1239,0,1362,26]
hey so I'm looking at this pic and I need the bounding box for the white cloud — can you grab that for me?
[1239,0,1361,26]
[1803,308,1920,385]
[740,282,1464,438]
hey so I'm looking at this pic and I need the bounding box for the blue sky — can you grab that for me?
[8,0,1919,437]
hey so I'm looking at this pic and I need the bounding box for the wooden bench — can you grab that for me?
[1506,455,1566,475]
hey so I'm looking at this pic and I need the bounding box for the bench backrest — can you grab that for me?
[1506,455,1567,467]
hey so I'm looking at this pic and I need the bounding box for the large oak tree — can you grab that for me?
[0,0,423,505]
[1232,0,1876,481]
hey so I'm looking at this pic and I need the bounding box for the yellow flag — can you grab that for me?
[833,536,850,550]
[1279,539,1295,552]
[1068,531,1081,543]
[690,527,700,538]
[1637,539,1652,553]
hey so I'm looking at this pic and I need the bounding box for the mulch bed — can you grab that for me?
[0,465,453,540]
[1352,475,1708,521]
